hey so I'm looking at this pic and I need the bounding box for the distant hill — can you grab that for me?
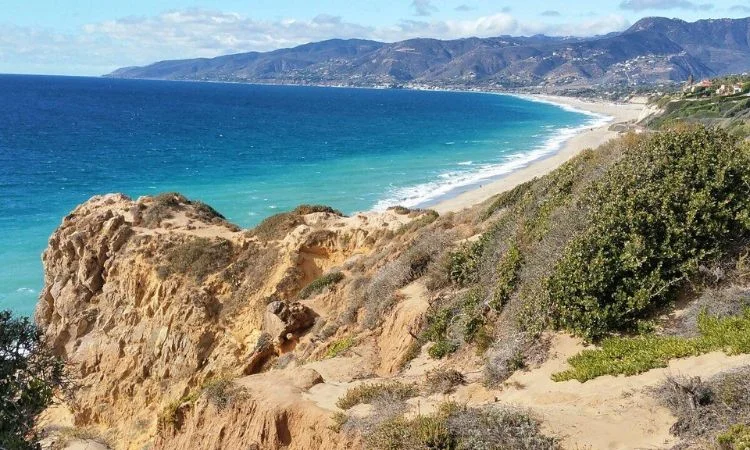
[106,17,750,90]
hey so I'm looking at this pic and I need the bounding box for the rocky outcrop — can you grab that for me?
[35,193,414,448]
[154,371,354,450]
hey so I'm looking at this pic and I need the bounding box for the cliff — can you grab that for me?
[34,193,420,448]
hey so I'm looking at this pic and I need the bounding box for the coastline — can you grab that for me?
[430,95,645,214]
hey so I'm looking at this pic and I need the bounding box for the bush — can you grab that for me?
[161,237,233,281]
[141,192,186,227]
[653,367,750,448]
[448,235,489,286]
[490,244,522,310]
[292,204,344,216]
[718,424,750,449]
[324,337,355,359]
[0,311,65,450]
[298,271,344,299]
[553,309,750,382]
[203,378,246,411]
[362,402,559,450]
[336,382,418,410]
[549,128,750,339]
[424,369,466,394]
[428,340,460,359]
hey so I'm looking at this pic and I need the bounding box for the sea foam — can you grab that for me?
[372,99,612,211]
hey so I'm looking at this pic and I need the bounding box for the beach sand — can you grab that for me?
[432,95,646,214]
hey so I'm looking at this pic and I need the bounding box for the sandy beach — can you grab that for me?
[432,95,646,213]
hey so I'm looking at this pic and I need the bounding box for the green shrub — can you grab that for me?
[491,244,522,310]
[336,382,418,410]
[324,337,355,358]
[0,311,65,450]
[428,339,460,359]
[299,271,344,299]
[549,128,750,339]
[448,235,489,286]
[553,308,750,382]
[718,424,750,449]
[482,181,534,220]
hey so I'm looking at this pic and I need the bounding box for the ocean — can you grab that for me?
[0,75,604,317]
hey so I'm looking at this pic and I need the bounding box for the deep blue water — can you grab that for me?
[0,75,599,316]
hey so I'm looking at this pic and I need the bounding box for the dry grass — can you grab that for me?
[336,382,418,410]
[653,367,750,449]
[159,237,233,282]
[424,369,466,394]
[357,402,559,450]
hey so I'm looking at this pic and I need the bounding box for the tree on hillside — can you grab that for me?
[0,311,64,450]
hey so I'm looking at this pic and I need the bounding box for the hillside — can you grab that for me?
[106,17,750,91]
[26,118,750,449]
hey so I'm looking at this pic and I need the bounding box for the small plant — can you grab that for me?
[324,337,355,359]
[396,209,439,234]
[336,382,418,410]
[329,412,349,433]
[428,339,459,359]
[160,237,233,281]
[203,378,246,411]
[490,243,522,310]
[425,369,466,394]
[388,205,411,215]
[299,271,345,299]
[718,424,750,449]
[553,309,750,382]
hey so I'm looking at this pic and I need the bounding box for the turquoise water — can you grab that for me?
[0,75,603,316]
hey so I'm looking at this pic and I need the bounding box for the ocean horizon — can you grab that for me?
[0,74,603,316]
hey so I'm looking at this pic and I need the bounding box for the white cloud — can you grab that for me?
[0,9,632,76]
[411,0,438,16]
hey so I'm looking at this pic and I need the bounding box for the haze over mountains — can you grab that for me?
[109,17,750,90]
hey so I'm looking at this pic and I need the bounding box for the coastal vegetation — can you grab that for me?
[360,402,558,450]
[553,309,750,382]
[414,126,750,393]
[0,311,64,449]
[299,271,345,299]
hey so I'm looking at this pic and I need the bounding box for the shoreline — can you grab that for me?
[429,95,645,214]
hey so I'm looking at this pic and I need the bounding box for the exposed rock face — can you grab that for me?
[154,371,355,450]
[35,193,411,448]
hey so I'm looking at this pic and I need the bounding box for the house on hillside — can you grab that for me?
[690,79,713,94]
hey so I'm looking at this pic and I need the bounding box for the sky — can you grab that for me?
[1,0,749,75]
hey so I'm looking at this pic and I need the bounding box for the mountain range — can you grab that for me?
[107,17,750,91]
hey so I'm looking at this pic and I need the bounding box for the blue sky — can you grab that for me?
[1,0,749,75]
